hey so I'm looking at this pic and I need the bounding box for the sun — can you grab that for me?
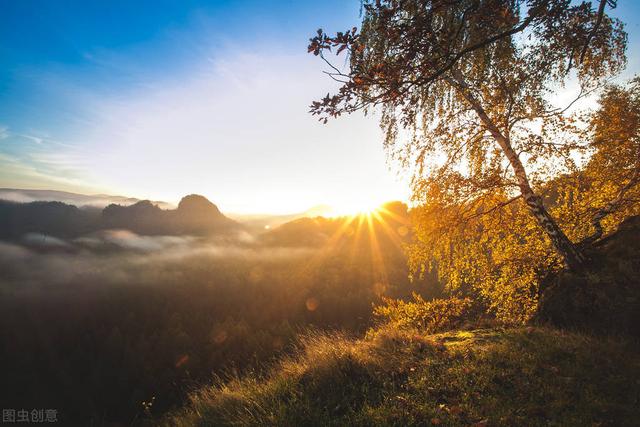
[324,200,383,218]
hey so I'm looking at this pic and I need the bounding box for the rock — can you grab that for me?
[537,215,640,336]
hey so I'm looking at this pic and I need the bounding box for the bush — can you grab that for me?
[373,294,477,332]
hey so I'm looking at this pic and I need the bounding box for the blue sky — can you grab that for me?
[0,1,639,213]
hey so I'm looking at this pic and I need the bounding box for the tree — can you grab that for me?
[307,0,626,271]
[535,77,640,248]
[579,78,640,243]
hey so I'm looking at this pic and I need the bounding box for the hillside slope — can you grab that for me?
[166,327,640,426]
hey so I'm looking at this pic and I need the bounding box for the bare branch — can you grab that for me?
[579,0,610,64]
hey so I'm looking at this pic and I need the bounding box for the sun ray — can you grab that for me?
[375,205,411,225]
[349,213,368,264]
[324,200,388,218]
[301,214,357,273]
[369,208,407,253]
[366,212,389,290]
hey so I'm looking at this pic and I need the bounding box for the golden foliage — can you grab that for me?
[310,1,637,324]
[407,78,640,324]
[373,294,475,332]
[409,193,554,324]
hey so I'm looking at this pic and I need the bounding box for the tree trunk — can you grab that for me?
[450,73,587,271]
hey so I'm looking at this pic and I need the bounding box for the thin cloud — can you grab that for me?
[1,36,409,211]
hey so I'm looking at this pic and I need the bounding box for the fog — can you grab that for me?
[0,211,436,426]
[0,230,316,289]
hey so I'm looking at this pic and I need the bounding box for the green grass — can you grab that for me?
[164,326,640,426]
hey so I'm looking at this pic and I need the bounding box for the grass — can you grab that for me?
[164,326,640,426]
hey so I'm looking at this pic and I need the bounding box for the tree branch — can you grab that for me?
[580,166,640,246]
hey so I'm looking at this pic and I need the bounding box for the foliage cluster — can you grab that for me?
[373,294,477,332]
[407,79,640,323]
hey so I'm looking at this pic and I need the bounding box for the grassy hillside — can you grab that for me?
[165,327,640,426]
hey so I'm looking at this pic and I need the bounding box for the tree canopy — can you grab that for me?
[309,0,639,322]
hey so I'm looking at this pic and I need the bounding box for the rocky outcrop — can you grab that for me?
[537,216,640,336]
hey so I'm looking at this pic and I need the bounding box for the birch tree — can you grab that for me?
[307,0,626,271]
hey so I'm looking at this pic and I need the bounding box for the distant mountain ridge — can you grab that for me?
[0,188,173,209]
[0,189,332,230]
[102,194,239,236]
[0,194,239,240]
[0,189,407,245]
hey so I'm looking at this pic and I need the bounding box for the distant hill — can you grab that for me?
[0,188,173,209]
[259,201,410,248]
[0,194,240,240]
[0,189,346,233]
[0,200,101,240]
[0,188,410,247]
[102,194,239,236]
[229,204,336,232]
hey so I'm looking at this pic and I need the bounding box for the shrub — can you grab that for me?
[373,294,476,332]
